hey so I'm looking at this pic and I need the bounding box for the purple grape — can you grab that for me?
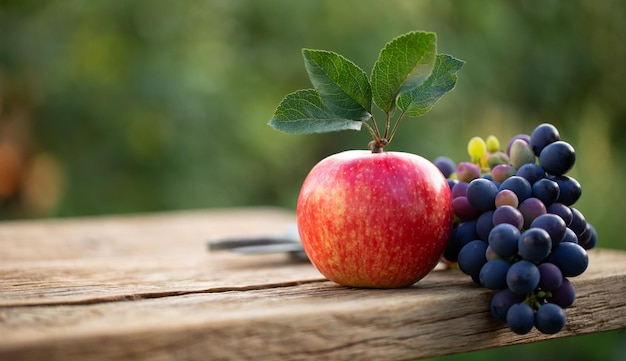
[458,240,488,280]
[548,242,588,277]
[507,260,540,296]
[530,123,560,157]
[456,162,481,183]
[549,278,576,308]
[495,189,519,208]
[499,176,532,203]
[451,181,469,198]
[552,176,582,206]
[466,178,499,212]
[488,223,520,258]
[493,205,524,229]
[491,164,517,183]
[539,141,576,176]
[485,246,500,261]
[453,196,479,221]
[518,228,552,262]
[480,258,511,290]
[546,203,573,226]
[516,163,546,185]
[531,213,567,246]
[433,156,456,178]
[491,289,521,322]
[535,303,566,334]
[507,303,535,334]
[532,178,560,206]
[519,197,547,229]
[538,262,563,292]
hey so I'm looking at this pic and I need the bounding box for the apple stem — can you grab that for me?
[368,138,388,153]
[364,114,394,153]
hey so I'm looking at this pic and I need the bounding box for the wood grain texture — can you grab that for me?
[1,207,625,361]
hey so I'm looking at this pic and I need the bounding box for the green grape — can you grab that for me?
[486,135,501,153]
[509,139,536,169]
[468,136,487,164]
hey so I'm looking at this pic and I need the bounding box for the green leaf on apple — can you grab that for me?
[396,54,465,117]
[302,49,372,121]
[371,31,437,114]
[269,89,363,134]
[268,30,464,151]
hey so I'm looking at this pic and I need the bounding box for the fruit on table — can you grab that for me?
[297,150,454,288]
[438,123,597,335]
[269,30,464,288]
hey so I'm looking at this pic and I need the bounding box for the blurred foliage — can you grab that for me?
[1,1,625,359]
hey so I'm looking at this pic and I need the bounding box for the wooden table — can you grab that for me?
[1,207,625,360]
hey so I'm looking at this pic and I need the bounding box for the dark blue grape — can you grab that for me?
[577,223,592,248]
[507,303,535,334]
[476,210,495,241]
[539,141,576,176]
[433,156,456,178]
[458,240,488,280]
[492,205,524,229]
[582,224,597,250]
[538,262,563,292]
[499,176,532,203]
[561,228,578,244]
[518,228,552,262]
[548,242,588,277]
[507,260,540,296]
[516,163,546,185]
[549,278,576,308]
[531,213,567,246]
[447,178,458,190]
[568,208,587,236]
[491,289,521,322]
[535,303,566,334]
[444,221,479,262]
[466,178,499,212]
[488,223,520,258]
[552,176,582,206]
[530,123,560,157]
[532,178,560,206]
[518,197,547,229]
[480,259,511,290]
[546,203,573,226]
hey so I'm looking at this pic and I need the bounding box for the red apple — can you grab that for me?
[297,150,454,288]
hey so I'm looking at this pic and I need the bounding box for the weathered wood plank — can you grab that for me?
[0,208,625,361]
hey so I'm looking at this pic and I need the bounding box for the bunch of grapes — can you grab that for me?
[433,123,597,335]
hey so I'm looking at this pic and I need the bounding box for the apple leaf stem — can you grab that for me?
[268,31,464,151]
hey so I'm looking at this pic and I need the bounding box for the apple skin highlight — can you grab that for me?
[297,150,454,288]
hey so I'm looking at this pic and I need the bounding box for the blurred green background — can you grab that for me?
[0,0,624,359]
